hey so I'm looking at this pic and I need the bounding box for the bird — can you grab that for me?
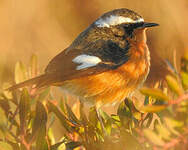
[8,8,158,108]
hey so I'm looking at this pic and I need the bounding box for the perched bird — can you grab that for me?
[8,8,158,108]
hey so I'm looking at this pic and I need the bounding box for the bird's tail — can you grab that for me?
[6,74,54,91]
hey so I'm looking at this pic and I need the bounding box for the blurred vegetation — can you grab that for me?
[0,52,188,150]
[1,1,188,149]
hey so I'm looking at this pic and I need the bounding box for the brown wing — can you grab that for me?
[41,48,110,87]
[7,39,130,90]
[45,39,130,74]
[7,49,108,91]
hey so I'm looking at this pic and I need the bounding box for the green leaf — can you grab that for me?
[48,128,55,145]
[32,101,48,150]
[164,117,183,136]
[0,142,13,150]
[99,110,112,135]
[19,89,30,133]
[140,88,170,101]
[156,124,171,141]
[143,129,164,146]
[47,101,74,132]
[65,142,81,150]
[141,105,167,113]
[0,107,7,133]
[181,71,188,89]
[36,130,48,150]
[100,110,111,121]
[51,140,65,150]
[118,101,132,117]
[111,114,120,122]
[89,107,98,126]
[105,119,112,135]
[15,61,27,84]
[65,103,81,126]
[59,97,66,114]
[117,101,131,126]
[166,75,184,96]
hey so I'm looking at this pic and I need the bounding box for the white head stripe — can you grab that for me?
[95,15,144,27]
[72,54,102,70]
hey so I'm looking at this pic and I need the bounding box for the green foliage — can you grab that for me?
[0,53,188,150]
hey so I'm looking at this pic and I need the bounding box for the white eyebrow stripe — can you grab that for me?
[72,54,102,70]
[95,15,144,27]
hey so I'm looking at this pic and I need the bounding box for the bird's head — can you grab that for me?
[93,8,159,43]
[71,8,158,49]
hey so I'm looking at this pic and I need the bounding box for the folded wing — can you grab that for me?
[8,39,130,90]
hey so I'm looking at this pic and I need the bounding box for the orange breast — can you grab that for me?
[61,44,150,107]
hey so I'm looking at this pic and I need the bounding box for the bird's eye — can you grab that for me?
[123,25,134,37]
[122,22,143,37]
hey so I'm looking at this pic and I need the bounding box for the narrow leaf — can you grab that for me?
[89,107,98,126]
[166,75,184,96]
[117,101,131,126]
[140,88,169,101]
[164,117,183,136]
[19,89,30,133]
[143,129,164,146]
[0,107,7,133]
[65,103,81,126]
[79,101,88,124]
[32,101,48,150]
[156,124,171,141]
[141,105,167,113]
[47,101,74,132]
[51,140,65,150]
[65,142,82,150]
[181,71,188,89]
[48,128,55,145]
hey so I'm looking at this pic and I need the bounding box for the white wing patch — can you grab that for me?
[95,15,144,28]
[72,54,102,70]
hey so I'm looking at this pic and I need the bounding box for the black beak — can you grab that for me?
[142,22,159,28]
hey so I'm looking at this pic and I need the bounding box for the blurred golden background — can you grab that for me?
[0,0,188,142]
[0,0,188,85]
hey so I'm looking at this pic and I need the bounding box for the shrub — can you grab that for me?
[0,53,188,150]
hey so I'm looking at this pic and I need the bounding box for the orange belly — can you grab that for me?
[61,58,149,107]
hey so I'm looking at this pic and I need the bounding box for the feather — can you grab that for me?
[6,74,53,90]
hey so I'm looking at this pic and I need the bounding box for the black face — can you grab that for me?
[120,22,159,37]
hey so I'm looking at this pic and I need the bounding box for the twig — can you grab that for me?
[163,138,180,149]
[168,93,188,105]
[8,106,19,130]
[20,135,31,150]
[163,130,188,150]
